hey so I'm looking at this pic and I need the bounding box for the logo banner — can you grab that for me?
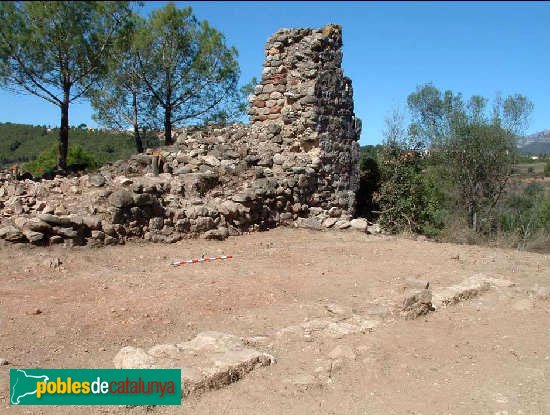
[10,368,181,406]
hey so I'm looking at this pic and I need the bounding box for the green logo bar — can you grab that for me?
[10,369,181,406]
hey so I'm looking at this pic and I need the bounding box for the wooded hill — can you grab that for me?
[0,122,159,169]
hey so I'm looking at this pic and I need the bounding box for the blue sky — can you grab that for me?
[0,1,548,145]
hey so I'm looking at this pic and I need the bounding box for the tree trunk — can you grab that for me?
[164,103,172,145]
[58,89,70,171]
[164,69,172,146]
[132,91,143,153]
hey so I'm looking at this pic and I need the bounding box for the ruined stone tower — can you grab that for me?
[248,25,362,215]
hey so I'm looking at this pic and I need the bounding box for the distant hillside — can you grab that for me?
[517,130,550,155]
[0,122,160,169]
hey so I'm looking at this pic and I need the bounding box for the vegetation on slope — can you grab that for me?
[0,122,159,171]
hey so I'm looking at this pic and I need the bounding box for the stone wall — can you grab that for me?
[0,25,365,247]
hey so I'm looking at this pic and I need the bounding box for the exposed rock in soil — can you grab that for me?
[114,331,275,397]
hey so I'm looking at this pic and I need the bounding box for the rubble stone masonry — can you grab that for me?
[0,25,363,246]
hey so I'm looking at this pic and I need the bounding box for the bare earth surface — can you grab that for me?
[0,227,549,414]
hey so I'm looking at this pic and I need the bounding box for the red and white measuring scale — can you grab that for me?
[170,255,233,266]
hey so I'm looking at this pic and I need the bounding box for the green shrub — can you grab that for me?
[374,142,444,235]
[545,161,550,177]
[23,143,97,177]
[496,182,550,248]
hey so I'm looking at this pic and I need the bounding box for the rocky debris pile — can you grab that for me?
[0,25,365,247]
[114,331,275,397]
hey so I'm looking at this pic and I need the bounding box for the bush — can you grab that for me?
[374,142,444,235]
[23,143,97,177]
[545,161,550,177]
[496,182,550,249]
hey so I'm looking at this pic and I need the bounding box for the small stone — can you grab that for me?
[0,225,25,242]
[14,184,26,196]
[0,358,8,365]
[82,216,101,230]
[133,193,158,207]
[203,227,229,241]
[26,219,52,233]
[91,230,105,241]
[14,217,29,229]
[201,155,221,167]
[323,217,338,228]
[335,220,351,229]
[272,153,285,165]
[328,207,342,218]
[115,176,133,186]
[367,223,381,234]
[108,190,135,208]
[350,218,368,232]
[89,174,106,187]
[294,217,323,230]
[49,235,63,244]
[175,165,192,175]
[54,205,67,215]
[232,192,252,203]
[402,288,434,319]
[37,214,72,226]
[52,227,78,239]
[22,229,44,243]
[104,235,118,245]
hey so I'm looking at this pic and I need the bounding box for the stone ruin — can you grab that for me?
[0,25,367,247]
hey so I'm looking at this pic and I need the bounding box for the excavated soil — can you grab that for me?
[1,227,549,414]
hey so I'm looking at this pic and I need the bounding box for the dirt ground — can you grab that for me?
[0,227,549,414]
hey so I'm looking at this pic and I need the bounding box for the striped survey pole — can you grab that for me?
[170,255,233,267]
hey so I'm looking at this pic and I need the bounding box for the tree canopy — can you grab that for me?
[377,83,535,233]
[87,12,148,153]
[136,3,241,144]
[0,1,132,169]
